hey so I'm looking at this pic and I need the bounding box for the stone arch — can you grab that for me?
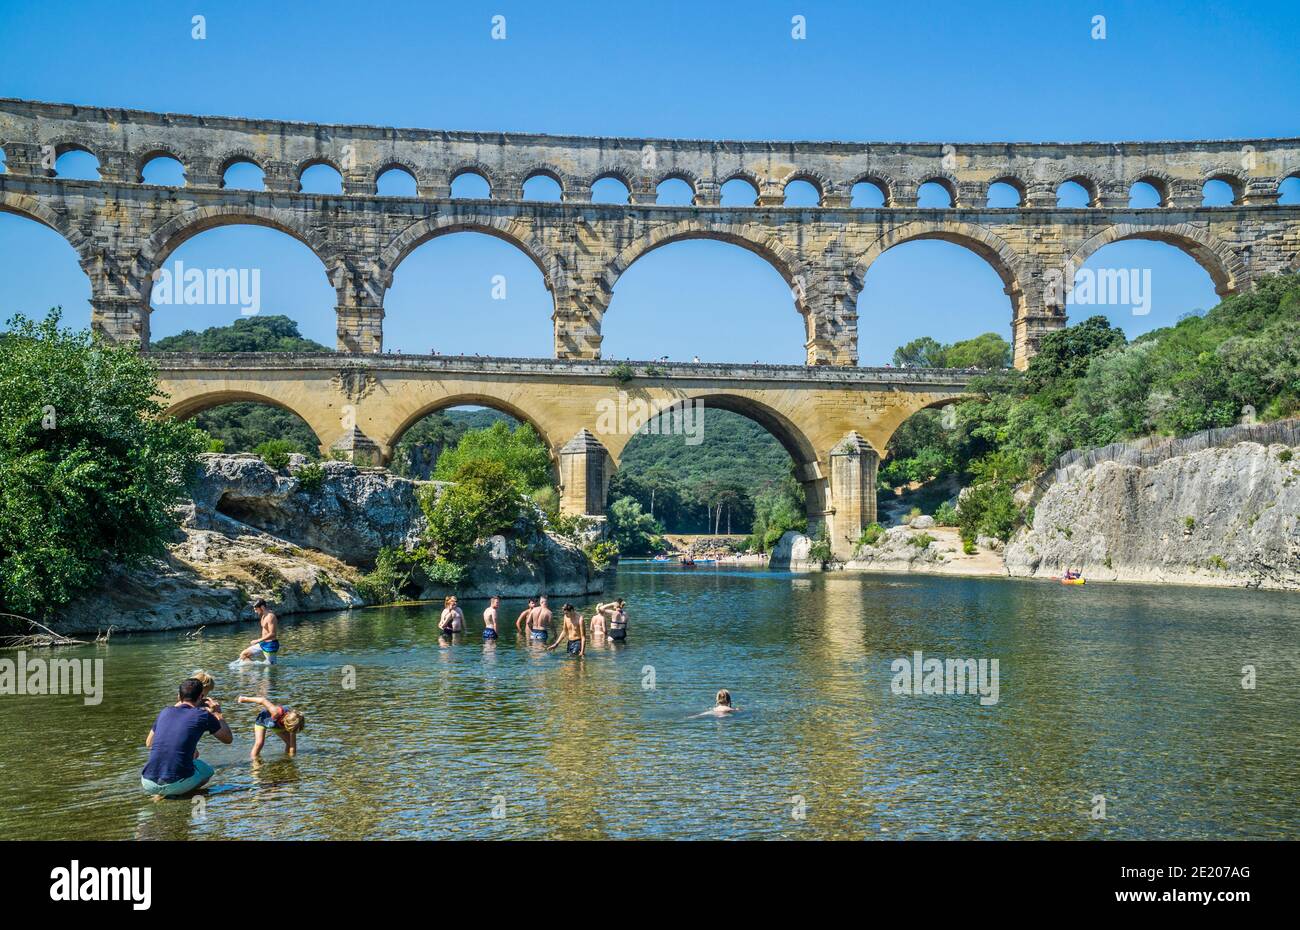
[1200,167,1248,204]
[850,173,895,206]
[1057,173,1103,207]
[1065,223,1242,296]
[296,154,343,177]
[215,148,264,175]
[377,213,557,291]
[1128,172,1173,206]
[518,164,569,200]
[917,173,960,206]
[135,144,186,182]
[781,171,830,205]
[987,174,1027,204]
[159,388,333,453]
[601,218,805,303]
[0,190,93,260]
[653,169,703,203]
[852,220,1027,306]
[385,393,560,457]
[375,158,420,183]
[446,161,498,197]
[45,135,99,160]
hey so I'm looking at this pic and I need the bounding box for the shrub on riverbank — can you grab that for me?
[0,311,206,618]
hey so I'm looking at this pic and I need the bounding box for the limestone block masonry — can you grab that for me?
[2,98,1298,368]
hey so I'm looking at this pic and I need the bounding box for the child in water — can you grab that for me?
[237,695,306,760]
[692,689,740,717]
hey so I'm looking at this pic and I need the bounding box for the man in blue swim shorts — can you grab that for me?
[239,598,281,664]
[527,595,552,644]
[141,678,233,797]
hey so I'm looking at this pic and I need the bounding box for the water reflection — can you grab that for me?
[0,568,1296,839]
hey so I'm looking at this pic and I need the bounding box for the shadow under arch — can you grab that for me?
[1065,223,1242,297]
[160,389,328,452]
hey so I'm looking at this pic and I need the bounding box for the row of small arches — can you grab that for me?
[6,145,1300,208]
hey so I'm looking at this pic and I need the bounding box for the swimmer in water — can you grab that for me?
[515,597,537,635]
[691,689,740,717]
[438,595,464,637]
[527,595,552,644]
[238,599,280,664]
[482,595,500,640]
[597,598,628,641]
[588,604,607,640]
[547,603,586,657]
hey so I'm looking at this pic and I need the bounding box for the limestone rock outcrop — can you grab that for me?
[1006,441,1300,589]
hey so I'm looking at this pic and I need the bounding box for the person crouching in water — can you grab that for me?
[142,678,233,797]
[239,599,280,664]
[547,604,586,657]
[237,695,306,760]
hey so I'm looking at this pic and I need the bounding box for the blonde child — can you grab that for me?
[237,695,306,760]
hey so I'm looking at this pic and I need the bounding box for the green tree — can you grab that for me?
[432,420,553,493]
[607,495,665,556]
[421,459,524,565]
[0,311,206,618]
[892,335,946,368]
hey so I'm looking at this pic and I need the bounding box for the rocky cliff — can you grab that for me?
[55,454,608,634]
[1006,441,1300,590]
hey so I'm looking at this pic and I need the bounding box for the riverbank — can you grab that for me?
[53,454,609,635]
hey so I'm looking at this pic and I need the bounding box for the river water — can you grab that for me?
[1,564,1296,840]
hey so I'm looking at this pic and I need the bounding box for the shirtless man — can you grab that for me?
[515,597,537,635]
[547,604,586,657]
[597,598,629,641]
[482,595,501,641]
[239,599,280,664]
[527,595,553,644]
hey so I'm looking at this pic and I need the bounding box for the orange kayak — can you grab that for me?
[1060,577,1086,585]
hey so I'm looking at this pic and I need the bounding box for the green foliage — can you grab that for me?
[204,436,226,453]
[962,538,978,555]
[152,314,330,354]
[807,523,833,564]
[933,501,959,526]
[423,557,466,588]
[421,459,524,565]
[908,532,936,548]
[957,482,1020,543]
[607,496,665,556]
[1279,449,1293,463]
[254,438,300,470]
[855,522,885,549]
[432,420,552,493]
[584,539,620,571]
[355,546,415,604]
[748,476,807,552]
[0,311,207,618]
[1184,516,1196,531]
[893,332,1010,370]
[295,462,325,493]
[610,362,636,383]
[392,407,512,478]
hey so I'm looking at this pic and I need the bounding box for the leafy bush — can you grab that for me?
[855,522,885,548]
[607,496,665,555]
[610,362,636,384]
[356,546,413,604]
[421,459,523,565]
[205,436,226,453]
[584,539,620,571]
[962,538,978,555]
[933,501,959,526]
[957,481,1021,543]
[255,438,301,470]
[432,421,552,493]
[908,532,936,548]
[0,311,206,618]
[423,557,465,588]
[807,523,834,564]
[295,462,325,493]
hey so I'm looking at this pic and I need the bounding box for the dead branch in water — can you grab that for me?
[0,614,88,649]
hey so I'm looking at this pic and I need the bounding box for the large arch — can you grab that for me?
[852,220,1029,362]
[141,205,326,284]
[378,213,558,291]
[1065,223,1242,296]
[0,190,92,259]
[159,388,331,454]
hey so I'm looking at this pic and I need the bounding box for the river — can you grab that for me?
[1,564,1296,840]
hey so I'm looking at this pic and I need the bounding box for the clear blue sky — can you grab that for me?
[2,0,1298,363]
